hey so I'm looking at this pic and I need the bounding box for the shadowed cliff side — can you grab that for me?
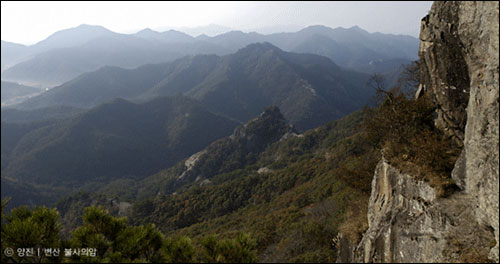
[338,2,499,262]
[420,2,499,261]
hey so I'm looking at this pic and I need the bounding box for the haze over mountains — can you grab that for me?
[0,81,42,106]
[3,2,498,263]
[2,22,422,262]
[1,25,116,70]
[1,23,418,210]
[13,42,372,131]
[1,24,418,88]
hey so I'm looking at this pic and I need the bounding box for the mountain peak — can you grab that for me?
[232,105,295,143]
[260,105,284,119]
[75,24,106,29]
[237,42,282,55]
[31,24,114,50]
[163,29,183,33]
[349,25,368,34]
[65,24,113,35]
[136,28,157,34]
[304,25,331,30]
[299,25,333,33]
[175,105,295,185]
[134,28,194,42]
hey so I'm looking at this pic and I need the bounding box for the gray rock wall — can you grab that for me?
[422,1,499,260]
[419,2,471,144]
[347,159,494,263]
[339,2,499,262]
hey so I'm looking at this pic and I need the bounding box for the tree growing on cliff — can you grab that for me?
[362,61,461,195]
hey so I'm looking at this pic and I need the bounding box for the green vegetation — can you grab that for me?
[15,106,374,262]
[122,61,460,262]
[126,109,376,262]
[200,233,257,263]
[1,200,257,263]
[1,198,62,263]
[134,106,295,199]
[14,102,382,263]
[3,59,462,262]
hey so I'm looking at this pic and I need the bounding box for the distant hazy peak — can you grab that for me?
[135,28,158,34]
[196,34,209,39]
[31,24,115,51]
[348,25,368,33]
[48,24,113,37]
[142,28,154,32]
[163,29,183,33]
[134,28,194,42]
[301,25,332,31]
[299,24,375,36]
[74,24,109,30]
[236,42,282,54]
[221,30,247,36]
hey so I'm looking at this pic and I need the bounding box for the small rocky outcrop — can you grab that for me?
[176,106,296,185]
[229,106,297,153]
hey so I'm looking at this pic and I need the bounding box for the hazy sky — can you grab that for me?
[2,1,433,45]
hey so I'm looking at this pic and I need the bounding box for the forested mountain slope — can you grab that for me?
[2,96,238,188]
[56,107,379,262]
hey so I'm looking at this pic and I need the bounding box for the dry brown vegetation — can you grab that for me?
[364,84,461,196]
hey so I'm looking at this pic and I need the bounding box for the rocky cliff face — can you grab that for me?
[420,2,499,261]
[339,2,499,262]
[343,159,495,262]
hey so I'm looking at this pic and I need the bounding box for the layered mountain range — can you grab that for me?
[1,23,418,214]
[11,43,373,131]
[1,24,418,88]
[3,18,484,263]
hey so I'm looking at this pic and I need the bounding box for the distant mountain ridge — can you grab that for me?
[31,24,117,52]
[2,33,227,87]
[1,24,418,88]
[1,24,117,71]
[134,28,196,43]
[14,43,373,131]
